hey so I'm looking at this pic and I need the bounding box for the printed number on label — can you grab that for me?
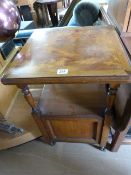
[57,69,68,75]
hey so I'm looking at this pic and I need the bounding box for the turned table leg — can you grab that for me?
[20,85,40,114]
[100,84,120,150]
[18,85,52,144]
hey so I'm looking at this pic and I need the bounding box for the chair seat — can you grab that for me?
[20,21,36,30]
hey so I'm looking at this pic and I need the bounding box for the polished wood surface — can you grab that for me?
[1,26,131,150]
[39,84,106,116]
[37,83,119,148]
[38,84,104,144]
[2,26,131,85]
[43,118,102,144]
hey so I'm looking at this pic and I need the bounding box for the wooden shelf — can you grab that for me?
[37,84,108,145]
[38,84,106,117]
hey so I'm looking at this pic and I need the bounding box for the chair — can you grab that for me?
[33,0,58,27]
[13,20,36,46]
[18,5,33,21]
[68,0,100,26]
[58,0,81,26]
[59,0,107,26]
[14,29,34,46]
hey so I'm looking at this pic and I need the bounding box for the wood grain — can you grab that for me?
[39,84,106,116]
[1,26,131,85]
[38,84,104,144]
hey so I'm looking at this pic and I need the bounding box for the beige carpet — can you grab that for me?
[0,141,131,175]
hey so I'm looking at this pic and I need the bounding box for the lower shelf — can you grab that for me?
[37,84,109,146]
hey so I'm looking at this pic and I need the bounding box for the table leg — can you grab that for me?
[33,3,42,27]
[47,3,58,26]
[33,2,49,27]
[18,85,52,144]
[110,95,131,152]
[19,85,40,114]
[100,84,119,150]
[110,119,131,152]
[41,4,50,27]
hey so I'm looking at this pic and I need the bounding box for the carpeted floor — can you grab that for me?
[0,140,131,175]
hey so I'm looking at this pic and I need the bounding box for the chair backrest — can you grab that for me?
[18,5,33,21]
[59,0,81,26]
[68,0,100,26]
[59,0,102,27]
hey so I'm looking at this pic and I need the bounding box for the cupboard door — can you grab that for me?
[44,117,102,144]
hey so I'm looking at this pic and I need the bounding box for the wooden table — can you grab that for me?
[1,26,131,150]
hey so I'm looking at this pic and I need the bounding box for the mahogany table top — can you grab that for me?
[2,26,131,85]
